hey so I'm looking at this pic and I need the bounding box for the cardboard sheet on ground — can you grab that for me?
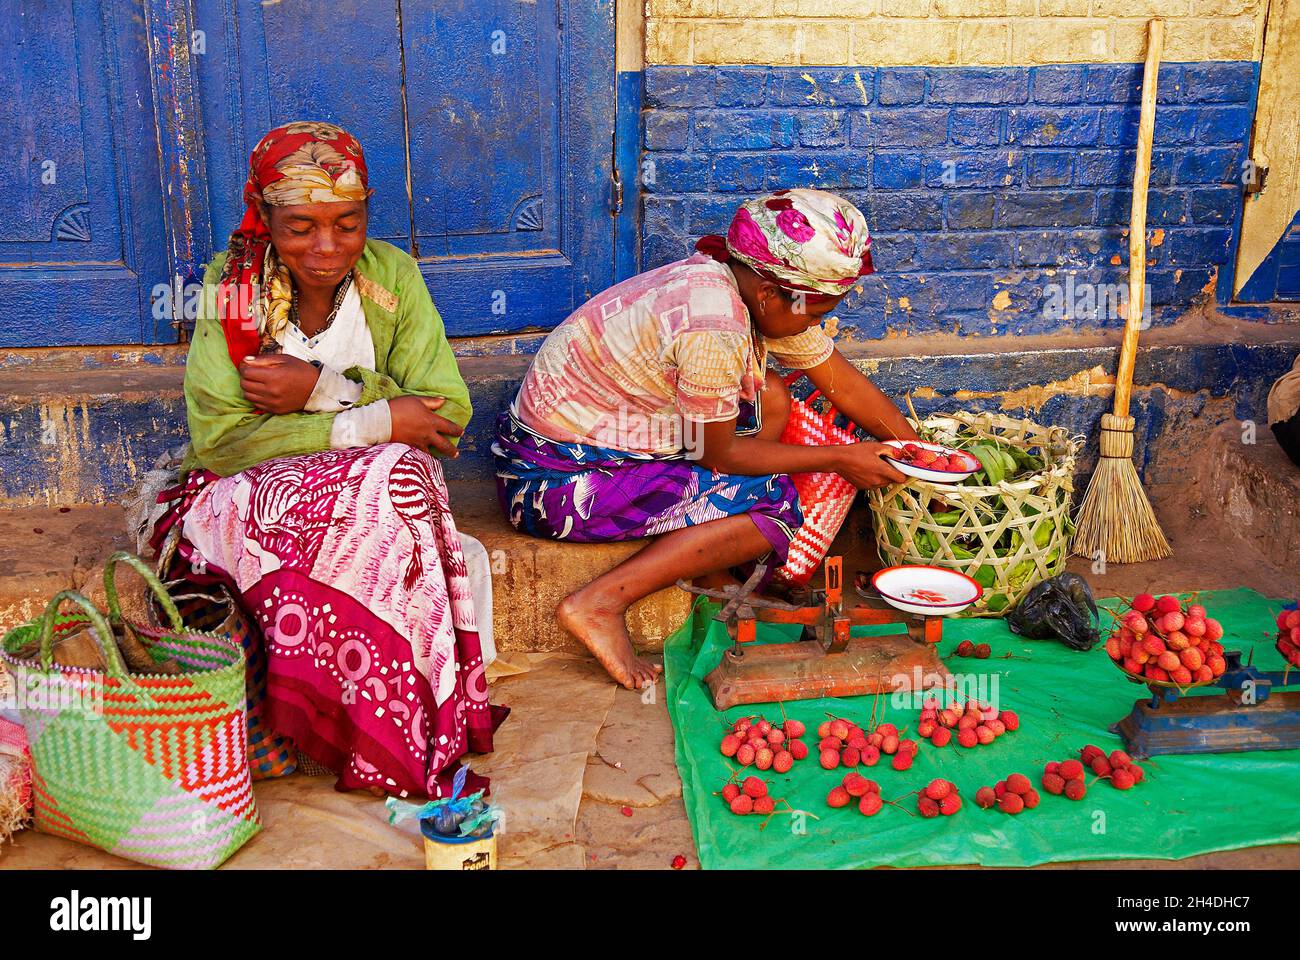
[665,588,1300,870]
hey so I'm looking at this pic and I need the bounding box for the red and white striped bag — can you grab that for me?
[772,374,860,586]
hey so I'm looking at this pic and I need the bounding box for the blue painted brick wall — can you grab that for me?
[641,62,1258,340]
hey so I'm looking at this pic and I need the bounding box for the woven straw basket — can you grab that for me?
[867,411,1081,617]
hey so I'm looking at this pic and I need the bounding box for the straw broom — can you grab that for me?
[1072,18,1172,565]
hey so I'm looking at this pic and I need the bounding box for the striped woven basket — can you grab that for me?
[0,552,260,869]
[154,526,297,779]
[772,373,860,586]
[156,581,299,780]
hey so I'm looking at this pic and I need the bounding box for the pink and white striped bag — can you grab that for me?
[772,374,860,586]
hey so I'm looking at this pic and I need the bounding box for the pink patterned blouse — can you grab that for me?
[511,253,835,455]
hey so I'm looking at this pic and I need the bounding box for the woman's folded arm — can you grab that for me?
[184,305,345,476]
[353,257,473,441]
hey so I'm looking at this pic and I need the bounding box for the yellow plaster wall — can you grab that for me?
[645,0,1271,66]
[1234,0,1300,295]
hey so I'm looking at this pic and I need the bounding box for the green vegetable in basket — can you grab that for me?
[968,442,1004,485]
[1014,523,1053,550]
[1006,445,1044,473]
[885,520,903,549]
[1007,559,1037,591]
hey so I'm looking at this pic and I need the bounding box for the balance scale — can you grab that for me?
[677,557,952,710]
[1112,650,1300,759]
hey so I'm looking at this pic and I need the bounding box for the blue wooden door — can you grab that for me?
[193,0,617,336]
[0,0,169,347]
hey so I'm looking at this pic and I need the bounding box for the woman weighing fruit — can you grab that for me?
[494,188,920,689]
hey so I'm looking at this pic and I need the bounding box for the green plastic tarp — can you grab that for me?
[665,587,1300,870]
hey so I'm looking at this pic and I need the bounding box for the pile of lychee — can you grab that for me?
[1105,594,1227,686]
[816,716,921,772]
[974,773,1040,814]
[719,715,807,772]
[892,442,967,473]
[721,775,776,816]
[916,778,962,817]
[826,772,885,817]
[1276,606,1300,669]
[917,695,1019,750]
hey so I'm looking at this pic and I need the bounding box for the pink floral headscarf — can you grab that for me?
[696,188,873,302]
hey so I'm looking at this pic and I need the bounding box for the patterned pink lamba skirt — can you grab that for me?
[157,442,501,800]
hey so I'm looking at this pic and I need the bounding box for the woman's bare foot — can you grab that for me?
[557,589,663,691]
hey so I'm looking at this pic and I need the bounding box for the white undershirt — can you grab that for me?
[276,279,391,448]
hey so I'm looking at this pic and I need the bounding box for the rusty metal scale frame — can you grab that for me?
[678,557,953,710]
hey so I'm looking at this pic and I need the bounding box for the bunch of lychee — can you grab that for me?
[1039,745,1147,796]
[1106,594,1227,686]
[720,775,776,816]
[1039,758,1088,800]
[1276,606,1300,669]
[953,640,992,659]
[974,773,1040,814]
[816,716,921,772]
[719,715,806,772]
[917,695,1019,750]
[826,772,885,816]
[1079,744,1146,790]
[916,778,962,818]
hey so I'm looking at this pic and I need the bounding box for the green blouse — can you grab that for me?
[182,238,472,477]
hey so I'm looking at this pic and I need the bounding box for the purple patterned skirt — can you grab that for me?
[492,412,803,563]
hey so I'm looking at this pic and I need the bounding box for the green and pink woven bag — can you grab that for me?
[0,552,260,869]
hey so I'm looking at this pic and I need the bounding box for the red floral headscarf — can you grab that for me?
[216,121,372,366]
[696,188,873,304]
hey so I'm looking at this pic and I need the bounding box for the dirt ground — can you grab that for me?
[2,480,1297,870]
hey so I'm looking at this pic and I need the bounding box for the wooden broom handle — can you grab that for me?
[1113,18,1164,418]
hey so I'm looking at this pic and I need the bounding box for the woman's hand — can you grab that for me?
[834,441,908,489]
[238,354,321,414]
[389,395,464,457]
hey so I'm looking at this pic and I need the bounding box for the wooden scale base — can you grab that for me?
[679,558,952,711]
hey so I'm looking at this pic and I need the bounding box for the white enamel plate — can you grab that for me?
[881,440,981,484]
[871,565,983,616]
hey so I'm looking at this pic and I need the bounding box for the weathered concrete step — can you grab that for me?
[0,504,133,632]
[0,484,694,656]
[448,483,691,654]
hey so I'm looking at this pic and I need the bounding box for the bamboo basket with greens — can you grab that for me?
[867,410,1082,617]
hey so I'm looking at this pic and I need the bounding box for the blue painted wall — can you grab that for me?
[641,62,1260,341]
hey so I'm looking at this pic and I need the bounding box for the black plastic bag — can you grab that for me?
[1007,573,1100,651]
